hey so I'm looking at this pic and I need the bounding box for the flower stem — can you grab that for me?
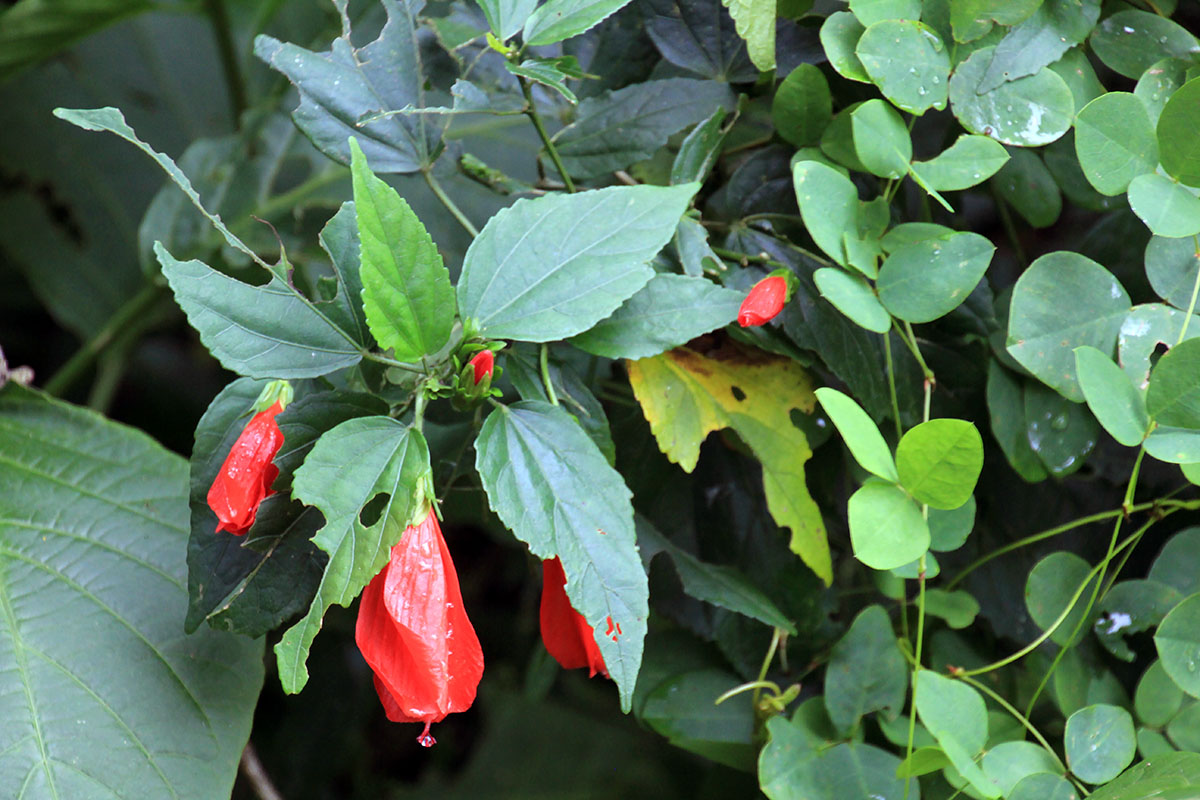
[1175,234,1200,344]
[518,76,576,193]
[423,168,478,237]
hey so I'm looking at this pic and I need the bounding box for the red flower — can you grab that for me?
[466,350,494,385]
[356,511,483,746]
[738,275,788,327]
[540,558,609,678]
[207,400,285,535]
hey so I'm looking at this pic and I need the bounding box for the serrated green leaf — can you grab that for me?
[275,418,431,693]
[475,401,648,711]
[506,57,582,103]
[645,0,756,82]
[523,0,635,45]
[671,105,729,185]
[0,384,262,798]
[350,139,454,362]
[458,183,697,341]
[478,0,539,39]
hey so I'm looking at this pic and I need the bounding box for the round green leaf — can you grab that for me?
[924,588,980,629]
[1137,726,1176,759]
[911,134,1010,191]
[821,11,870,82]
[1129,173,1200,239]
[1148,338,1200,429]
[1167,701,1200,752]
[847,480,930,570]
[1136,58,1191,126]
[1074,92,1159,196]
[1009,772,1080,800]
[1025,551,1098,646]
[1156,593,1200,699]
[856,19,950,115]
[814,387,898,482]
[949,46,1074,146]
[1136,660,1186,728]
[877,232,994,323]
[895,418,983,509]
[1150,528,1200,597]
[773,64,832,147]
[1007,251,1131,402]
[1090,10,1200,80]
[814,267,891,333]
[1146,428,1200,464]
[849,0,919,27]
[1074,345,1150,446]
[928,495,975,552]
[1146,235,1200,311]
[1184,462,1200,486]
[1065,704,1137,784]
[982,741,1061,797]
[1089,751,1200,800]
[851,99,911,179]
[1096,579,1184,662]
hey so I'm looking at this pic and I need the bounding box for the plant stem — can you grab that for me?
[44,283,166,397]
[884,331,903,441]
[203,0,248,127]
[540,344,559,406]
[956,675,1068,775]
[240,743,285,800]
[423,169,479,237]
[1176,234,1200,343]
[360,351,426,373]
[751,628,783,715]
[518,77,576,193]
[901,321,935,382]
[902,554,927,800]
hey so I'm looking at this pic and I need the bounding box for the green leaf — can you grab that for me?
[458,183,696,342]
[644,0,757,82]
[1090,10,1200,81]
[1075,346,1150,447]
[814,387,898,482]
[760,722,914,800]
[856,20,950,115]
[949,0,1040,43]
[848,480,930,570]
[478,0,539,39]
[987,362,1049,482]
[638,520,795,632]
[1007,251,1131,402]
[820,11,869,83]
[275,417,432,693]
[773,64,832,147]
[673,216,720,277]
[915,670,1000,798]
[824,605,907,734]
[1049,46,1105,113]
[671,106,729,185]
[1168,702,1200,752]
[1025,551,1098,647]
[813,268,890,334]
[1157,593,1200,699]
[1129,173,1200,239]
[895,418,983,510]
[1136,660,1186,728]
[982,741,1061,796]
[1146,236,1200,312]
[524,0,633,44]
[849,0,918,27]
[0,0,154,80]
[975,0,1100,94]
[552,79,735,179]
[924,588,980,629]
[155,244,364,379]
[896,746,951,778]
[1075,92,1159,196]
[318,202,371,346]
[993,147,1062,228]
[349,139,454,362]
[1089,752,1200,800]
[1118,304,1200,391]
[877,232,994,323]
[642,669,755,769]
[722,0,775,70]
[569,274,743,359]
[506,57,582,103]
[851,99,911,179]
[1148,339,1200,429]
[0,385,262,797]
[1150,528,1200,597]
[1066,704,1137,784]
[1097,579,1184,662]
[506,346,617,464]
[254,1,442,173]
[911,134,1010,191]
[929,496,976,552]
[476,401,648,711]
[1146,428,1200,464]
[1009,773,1079,800]
[949,47,1074,146]
[1136,58,1190,127]
[793,160,860,269]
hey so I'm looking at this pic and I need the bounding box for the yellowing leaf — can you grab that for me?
[723,0,776,71]
[627,345,830,583]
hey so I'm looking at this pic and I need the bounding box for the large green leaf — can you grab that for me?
[911,134,1010,191]
[1065,704,1137,784]
[948,0,1039,42]
[475,401,648,711]
[1136,661,1185,728]
[1156,593,1200,700]
[1128,173,1200,239]
[1075,92,1158,196]
[948,47,1074,147]
[1090,11,1200,81]
[824,606,906,734]
[975,0,1099,93]
[820,11,869,82]
[254,0,441,173]
[773,64,832,147]
[552,79,735,179]
[570,274,743,359]
[981,741,1062,796]
[847,480,930,570]
[642,668,755,769]
[814,388,897,482]
[457,183,697,342]
[1075,346,1150,447]
[760,734,913,799]
[993,148,1062,228]
[1148,339,1200,429]
[851,99,911,179]
[1025,551,1097,647]
[275,417,432,693]
[793,160,861,269]
[856,19,950,115]
[1007,251,1131,402]
[876,232,994,323]
[478,0,539,39]
[350,139,454,362]
[155,244,365,379]
[644,0,756,83]
[0,385,262,798]
[1158,77,1200,188]
[1145,236,1200,312]
[523,0,635,45]
[915,670,999,798]
[1025,382,1099,477]
[895,418,983,510]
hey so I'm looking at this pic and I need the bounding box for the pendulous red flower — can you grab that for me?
[738,275,789,327]
[356,510,484,746]
[540,557,609,678]
[466,350,494,385]
[207,400,285,535]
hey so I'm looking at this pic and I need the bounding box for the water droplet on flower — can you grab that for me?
[417,722,437,747]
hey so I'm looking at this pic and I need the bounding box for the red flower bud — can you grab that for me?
[207,400,285,535]
[539,558,609,678]
[356,511,484,746]
[467,350,494,385]
[738,275,788,327]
